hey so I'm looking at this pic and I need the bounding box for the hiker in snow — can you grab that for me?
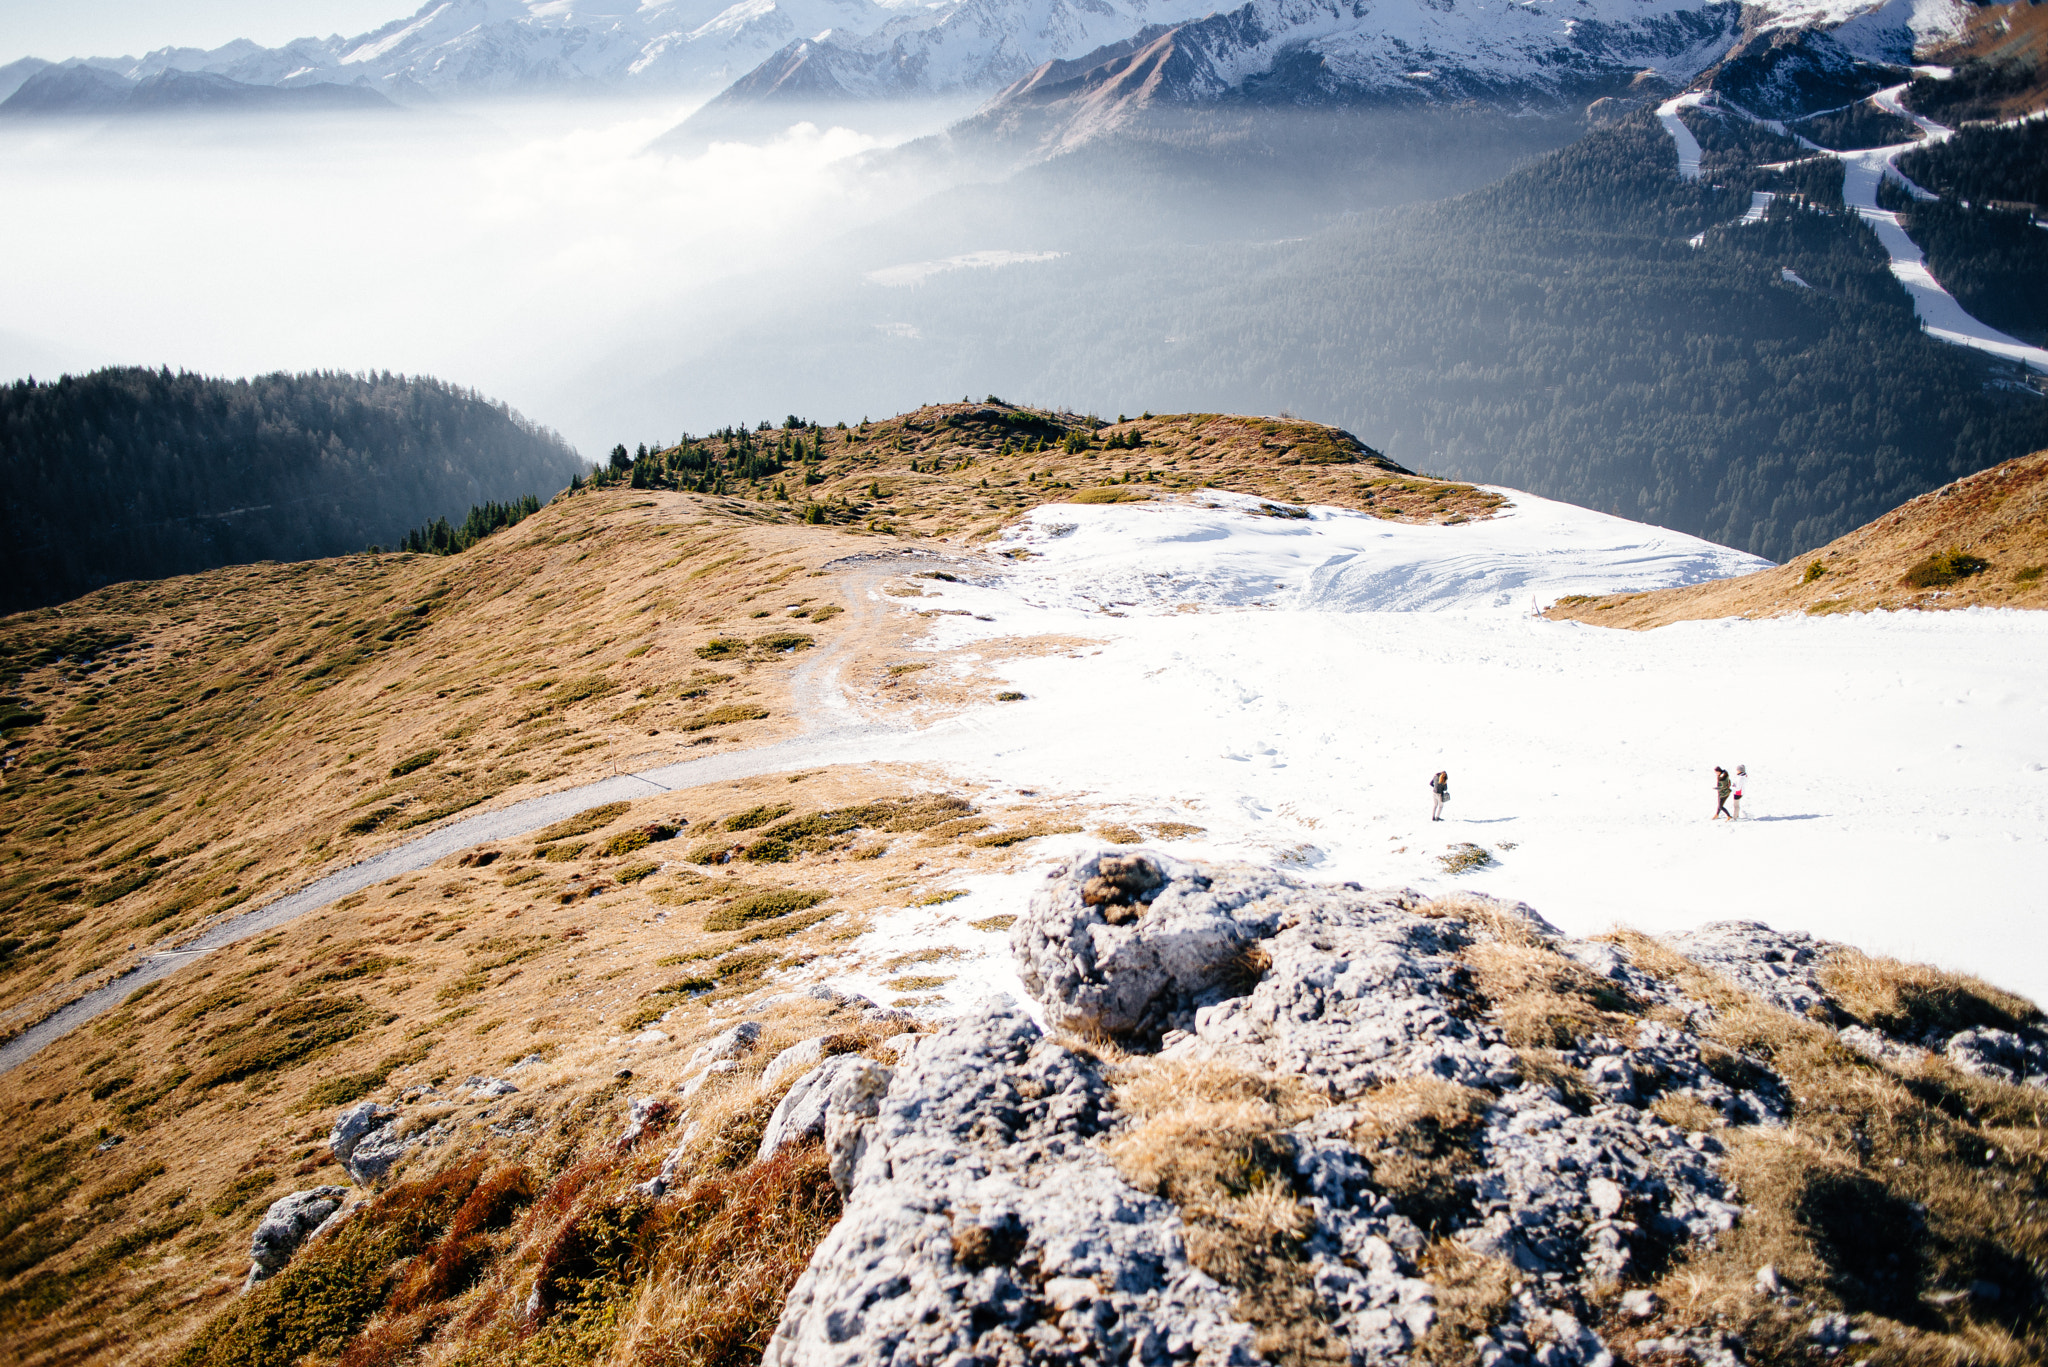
[1713,767,1732,821]
[1430,771,1449,822]
[1732,765,1747,819]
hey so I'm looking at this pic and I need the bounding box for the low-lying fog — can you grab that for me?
[0,97,995,454]
[1,96,1570,458]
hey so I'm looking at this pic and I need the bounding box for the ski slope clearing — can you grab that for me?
[831,490,2048,1009]
[1664,84,2048,372]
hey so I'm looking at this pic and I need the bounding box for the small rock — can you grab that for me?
[461,1075,518,1099]
[328,1102,395,1167]
[506,1053,545,1073]
[631,1029,671,1046]
[1043,1277,1096,1312]
[1807,1313,1850,1347]
[758,1055,893,1165]
[1755,1265,1783,1296]
[688,1021,762,1068]
[245,1186,347,1290]
[762,1037,827,1091]
[92,1135,125,1154]
[1621,1289,1660,1319]
[1588,1177,1625,1217]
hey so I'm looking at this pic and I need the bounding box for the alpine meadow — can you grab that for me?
[3,2,2048,1366]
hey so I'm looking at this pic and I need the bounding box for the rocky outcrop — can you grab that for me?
[328,1101,422,1186]
[244,1186,347,1289]
[763,849,2044,1367]
[763,1002,1261,1367]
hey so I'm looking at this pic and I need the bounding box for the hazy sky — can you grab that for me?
[1,1,406,65]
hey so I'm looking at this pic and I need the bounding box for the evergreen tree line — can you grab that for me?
[0,368,582,614]
[395,494,544,556]
[1897,119,2048,208]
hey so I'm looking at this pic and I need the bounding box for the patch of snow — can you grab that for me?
[795,492,2048,1009]
[864,249,1066,287]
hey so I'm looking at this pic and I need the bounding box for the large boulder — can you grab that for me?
[1010,849,1282,1042]
[244,1186,347,1290]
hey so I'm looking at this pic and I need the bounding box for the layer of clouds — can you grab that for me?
[0,98,970,454]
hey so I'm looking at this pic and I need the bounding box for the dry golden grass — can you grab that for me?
[1348,1078,1496,1238]
[1104,1058,1342,1367]
[0,756,1080,1366]
[1817,947,2040,1041]
[1546,449,2048,628]
[1411,1240,1518,1367]
[1596,931,2048,1365]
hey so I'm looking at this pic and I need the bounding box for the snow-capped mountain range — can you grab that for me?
[1,0,1974,111]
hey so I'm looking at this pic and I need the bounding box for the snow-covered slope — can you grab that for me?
[798,488,2048,1011]
[37,0,1972,107]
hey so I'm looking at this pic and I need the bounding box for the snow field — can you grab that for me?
[823,492,2048,1010]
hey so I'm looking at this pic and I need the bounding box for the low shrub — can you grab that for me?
[1069,487,1147,504]
[388,749,441,778]
[1437,843,1494,875]
[695,638,747,659]
[725,804,793,832]
[1904,549,1990,588]
[533,802,634,844]
[702,889,829,933]
[681,703,768,733]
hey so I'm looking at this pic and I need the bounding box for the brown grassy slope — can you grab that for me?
[0,494,881,1037]
[1546,449,2048,628]
[1920,0,2048,122]
[0,762,1097,1367]
[0,405,1497,1037]
[653,402,1507,533]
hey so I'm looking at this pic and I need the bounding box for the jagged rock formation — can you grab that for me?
[761,849,2044,1366]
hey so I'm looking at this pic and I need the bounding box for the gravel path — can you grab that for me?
[0,552,976,1074]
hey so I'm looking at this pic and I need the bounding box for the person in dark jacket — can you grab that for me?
[1713,766,1732,820]
[1430,771,1449,821]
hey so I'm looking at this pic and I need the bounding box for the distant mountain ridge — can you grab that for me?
[9,0,1974,118]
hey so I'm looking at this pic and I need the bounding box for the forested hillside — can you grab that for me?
[648,113,2048,561]
[0,370,581,613]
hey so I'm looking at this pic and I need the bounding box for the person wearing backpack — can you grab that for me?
[1429,771,1449,822]
[1713,766,1732,820]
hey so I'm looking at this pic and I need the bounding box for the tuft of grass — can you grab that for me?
[681,703,769,733]
[2014,565,2045,584]
[995,691,1026,702]
[909,888,968,906]
[724,803,793,832]
[969,915,1016,932]
[1802,561,1828,584]
[388,748,441,778]
[1904,548,1990,589]
[695,638,747,659]
[1349,1078,1494,1235]
[1068,487,1150,504]
[1107,1059,1338,1367]
[1816,947,2037,1040]
[1437,843,1494,875]
[533,802,634,844]
[1805,598,1856,616]
[188,994,377,1091]
[701,889,830,933]
[1094,824,1143,845]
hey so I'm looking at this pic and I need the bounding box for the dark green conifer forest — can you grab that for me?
[0,369,581,613]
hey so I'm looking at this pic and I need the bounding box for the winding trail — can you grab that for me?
[1662,85,2048,373]
[0,553,972,1075]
